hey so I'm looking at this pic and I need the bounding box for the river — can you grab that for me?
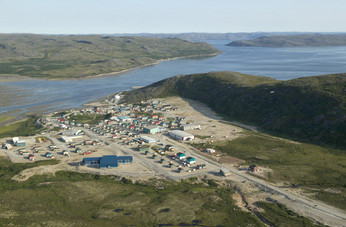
[1,40,346,115]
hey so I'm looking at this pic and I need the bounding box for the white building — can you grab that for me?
[205,148,216,154]
[168,130,194,141]
[181,123,201,131]
[61,135,82,143]
[140,136,156,143]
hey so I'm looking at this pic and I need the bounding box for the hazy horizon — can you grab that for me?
[1,0,346,34]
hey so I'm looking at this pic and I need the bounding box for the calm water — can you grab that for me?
[1,40,346,115]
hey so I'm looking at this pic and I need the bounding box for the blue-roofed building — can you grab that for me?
[82,155,133,168]
[100,155,118,168]
[82,157,101,166]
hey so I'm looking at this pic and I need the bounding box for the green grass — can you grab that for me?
[195,131,346,210]
[0,116,42,138]
[0,157,264,226]
[122,71,346,148]
[0,116,15,124]
[257,202,319,226]
[68,113,110,125]
[0,34,220,79]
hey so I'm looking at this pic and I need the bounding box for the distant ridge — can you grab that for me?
[227,34,346,47]
[121,71,346,148]
[0,34,220,79]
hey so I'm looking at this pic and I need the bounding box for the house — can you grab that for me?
[248,164,259,172]
[220,168,231,176]
[140,136,156,143]
[82,155,133,168]
[138,145,150,152]
[28,155,35,161]
[186,157,196,164]
[205,148,216,154]
[143,125,160,134]
[176,152,186,160]
[168,130,194,141]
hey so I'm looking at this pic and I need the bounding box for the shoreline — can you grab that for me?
[0,52,220,83]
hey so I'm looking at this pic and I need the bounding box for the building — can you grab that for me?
[28,155,35,161]
[181,124,201,131]
[61,135,82,143]
[168,130,194,141]
[220,168,231,176]
[138,145,150,152]
[12,137,26,147]
[82,155,133,168]
[2,143,12,150]
[143,126,160,134]
[205,148,216,154]
[16,141,26,147]
[140,136,156,143]
[186,157,196,164]
[176,152,186,160]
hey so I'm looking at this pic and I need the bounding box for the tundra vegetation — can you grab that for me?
[121,71,346,209]
[0,34,220,79]
[0,157,317,226]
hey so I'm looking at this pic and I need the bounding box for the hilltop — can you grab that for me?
[0,34,220,79]
[111,32,309,42]
[227,34,346,47]
[121,71,346,148]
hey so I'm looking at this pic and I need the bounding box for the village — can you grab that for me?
[0,94,261,180]
[1,95,346,226]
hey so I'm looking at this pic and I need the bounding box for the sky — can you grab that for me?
[1,0,346,34]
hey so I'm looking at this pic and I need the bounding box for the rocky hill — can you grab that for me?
[121,71,346,148]
[227,34,346,47]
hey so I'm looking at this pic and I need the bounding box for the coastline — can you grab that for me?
[0,52,221,83]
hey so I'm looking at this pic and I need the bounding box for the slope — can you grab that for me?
[121,71,346,148]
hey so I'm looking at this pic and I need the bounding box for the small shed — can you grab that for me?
[220,168,231,176]
[205,148,215,154]
[28,155,35,161]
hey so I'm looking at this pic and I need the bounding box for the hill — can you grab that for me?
[111,32,309,42]
[226,34,346,47]
[0,34,220,79]
[121,71,346,148]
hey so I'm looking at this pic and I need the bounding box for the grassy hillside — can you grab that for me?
[121,71,346,148]
[227,34,346,47]
[195,131,346,210]
[0,34,220,79]
[0,157,320,226]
